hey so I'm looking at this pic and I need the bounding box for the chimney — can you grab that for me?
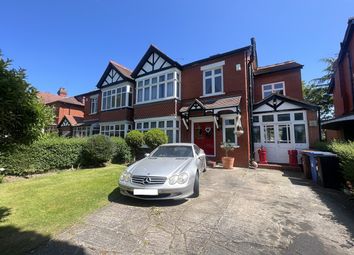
[250,37,258,68]
[57,87,67,97]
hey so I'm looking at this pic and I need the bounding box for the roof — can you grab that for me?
[322,112,354,130]
[180,96,241,112]
[131,45,182,78]
[110,60,133,80]
[253,93,319,111]
[38,92,84,106]
[58,115,84,127]
[183,45,251,68]
[254,61,303,76]
[74,89,100,97]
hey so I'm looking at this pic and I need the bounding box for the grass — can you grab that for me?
[0,164,125,255]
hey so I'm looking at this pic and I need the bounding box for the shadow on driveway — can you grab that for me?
[282,170,354,245]
[108,187,188,207]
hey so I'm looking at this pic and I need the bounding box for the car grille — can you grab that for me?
[131,175,167,185]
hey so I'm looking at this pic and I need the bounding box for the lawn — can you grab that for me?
[0,164,125,255]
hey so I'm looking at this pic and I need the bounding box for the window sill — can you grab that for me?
[200,92,225,98]
[135,97,180,105]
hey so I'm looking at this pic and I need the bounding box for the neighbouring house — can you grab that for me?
[323,17,354,140]
[38,87,84,136]
[60,38,320,167]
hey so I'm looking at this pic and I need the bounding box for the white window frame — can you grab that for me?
[135,68,181,105]
[90,95,98,114]
[134,116,180,143]
[201,60,225,97]
[262,81,285,99]
[101,83,133,111]
[73,126,90,137]
[221,115,238,147]
[99,121,132,137]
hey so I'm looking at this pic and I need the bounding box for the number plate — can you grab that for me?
[133,189,158,195]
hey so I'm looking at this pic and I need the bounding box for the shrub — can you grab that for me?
[0,137,86,175]
[144,129,168,149]
[81,135,115,167]
[125,130,144,159]
[329,141,354,183]
[111,137,132,164]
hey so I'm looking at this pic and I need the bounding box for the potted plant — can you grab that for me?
[235,126,244,137]
[221,142,235,169]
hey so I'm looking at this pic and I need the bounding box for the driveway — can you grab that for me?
[35,168,354,255]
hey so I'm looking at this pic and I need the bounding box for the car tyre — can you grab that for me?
[192,172,200,198]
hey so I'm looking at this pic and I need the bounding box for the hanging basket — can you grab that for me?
[235,129,244,137]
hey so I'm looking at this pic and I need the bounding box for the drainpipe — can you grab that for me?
[248,38,257,164]
[317,108,322,142]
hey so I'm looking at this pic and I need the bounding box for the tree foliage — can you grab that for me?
[303,57,336,120]
[0,51,54,151]
[144,128,168,149]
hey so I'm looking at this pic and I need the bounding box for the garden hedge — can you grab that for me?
[144,128,168,149]
[0,137,87,175]
[111,137,132,164]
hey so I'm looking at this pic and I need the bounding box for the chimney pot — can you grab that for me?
[57,87,67,97]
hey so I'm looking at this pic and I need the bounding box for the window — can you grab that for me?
[90,96,98,114]
[73,126,90,137]
[264,125,275,143]
[294,112,304,120]
[253,116,259,123]
[253,126,261,143]
[135,70,180,103]
[100,122,131,137]
[278,124,291,143]
[203,67,223,96]
[102,85,132,111]
[294,124,306,143]
[193,145,201,155]
[262,115,274,122]
[135,118,180,143]
[277,113,290,122]
[223,118,236,145]
[262,82,285,98]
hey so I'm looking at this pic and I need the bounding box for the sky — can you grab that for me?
[1,0,353,96]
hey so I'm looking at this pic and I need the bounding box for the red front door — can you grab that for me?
[194,122,215,156]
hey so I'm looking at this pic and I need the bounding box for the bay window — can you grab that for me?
[136,69,181,104]
[135,118,180,143]
[102,85,133,111]
[100,122,132,137]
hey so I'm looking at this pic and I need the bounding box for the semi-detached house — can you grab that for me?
[58,38,320,167]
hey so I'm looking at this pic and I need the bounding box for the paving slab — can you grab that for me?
[34,168,354,255]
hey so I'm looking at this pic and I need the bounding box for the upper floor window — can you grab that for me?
[136,69,180,104]
[262,82,285,98]
[102,85,133,111]
[201,60,225,96]
[90,96,98,114]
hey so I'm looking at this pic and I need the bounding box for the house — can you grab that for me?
[323,18,354,140]
[38,88,85,135]
[62,39,320,167]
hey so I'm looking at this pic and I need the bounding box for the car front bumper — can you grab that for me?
[119,181,194,200]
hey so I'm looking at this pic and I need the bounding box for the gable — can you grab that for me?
[102,68,123,86]
[58,118,71,127]
[132,45,181,78]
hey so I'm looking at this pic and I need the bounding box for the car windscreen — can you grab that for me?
[151,146,193,158]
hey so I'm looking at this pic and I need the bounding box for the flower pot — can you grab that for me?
[236,129,244,137]
[222,157,235,169]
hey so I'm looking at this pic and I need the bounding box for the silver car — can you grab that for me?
[119,143,206,200]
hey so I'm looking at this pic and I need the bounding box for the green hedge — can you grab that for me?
[0,137,87,175]
[81,135,115,167]
[144,128,168,149]
[314,140,354,183]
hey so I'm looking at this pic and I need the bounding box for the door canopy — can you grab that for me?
[179,96,241,130]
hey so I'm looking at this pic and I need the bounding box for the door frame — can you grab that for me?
[191,116,216,157]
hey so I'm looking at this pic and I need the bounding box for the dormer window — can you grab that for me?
[201,61,225,96]
[262,82,285,98]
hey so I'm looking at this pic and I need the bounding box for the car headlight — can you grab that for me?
[169,175,178,185]
[120,171,132,182]
[177,172,189,184]
[169,172,189,185]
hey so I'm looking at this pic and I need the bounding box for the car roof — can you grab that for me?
[160,143,194,147]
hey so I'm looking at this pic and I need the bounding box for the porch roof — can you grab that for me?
[322,113,354,130]
[253,94,319,111]
[179,96,241,113]
[58,115,84,128]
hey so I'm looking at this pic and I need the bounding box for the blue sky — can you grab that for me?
[1,0,353,96]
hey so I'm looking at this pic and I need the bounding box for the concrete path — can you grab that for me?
[35,168,354,254]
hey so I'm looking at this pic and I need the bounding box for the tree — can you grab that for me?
[0,51,54,151]
[143,129,168,149]
[303,57,336,120]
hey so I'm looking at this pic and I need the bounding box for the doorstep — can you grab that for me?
[258,163,302,172]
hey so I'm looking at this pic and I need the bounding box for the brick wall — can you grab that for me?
[254,68,303,102]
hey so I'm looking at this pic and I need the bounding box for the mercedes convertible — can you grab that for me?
[119,143,206,200]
